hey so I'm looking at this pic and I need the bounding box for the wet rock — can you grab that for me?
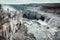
[0,36,6,40]
[12,23,36,40]
[54,31,60,40]
[26,33,36,40]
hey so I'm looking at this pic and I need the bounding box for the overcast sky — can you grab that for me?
[0,0,60,4]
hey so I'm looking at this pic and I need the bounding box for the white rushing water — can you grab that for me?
[1,6,58,40]
[21,18,58,40]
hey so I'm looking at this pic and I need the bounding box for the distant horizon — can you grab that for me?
[1,3,60,5]
[0,0,60,4]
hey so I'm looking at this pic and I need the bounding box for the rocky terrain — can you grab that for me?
[0,3,60,40]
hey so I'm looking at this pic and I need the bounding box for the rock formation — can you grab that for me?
[0,4,60,40]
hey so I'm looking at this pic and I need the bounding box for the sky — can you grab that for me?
[0,0,60,4]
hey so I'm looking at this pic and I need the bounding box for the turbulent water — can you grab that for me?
[0,4,60,40]
[1,10,59,40]
[21,18,57,40]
